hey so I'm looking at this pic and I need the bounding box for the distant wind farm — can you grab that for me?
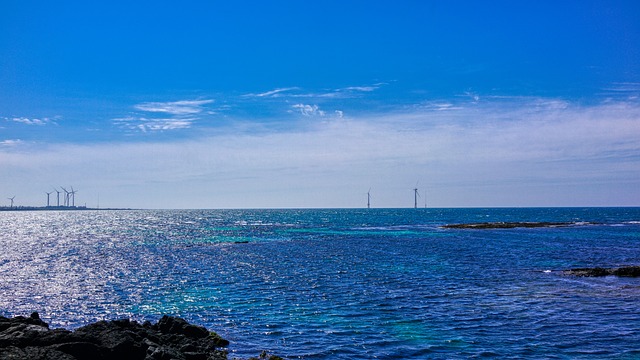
[1,186,129,211]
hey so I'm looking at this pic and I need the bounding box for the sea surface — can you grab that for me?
[1,208,639,359]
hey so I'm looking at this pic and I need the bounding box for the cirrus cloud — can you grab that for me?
[134,99,214,115]
[5,117,53,126]
[116,99,215,133]
[113,116,195,132]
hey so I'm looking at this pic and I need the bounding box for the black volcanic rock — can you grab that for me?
[564,266,640,277]
[441,221,575,229]
[0,313,229,360]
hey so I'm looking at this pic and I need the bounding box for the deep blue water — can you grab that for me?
[1,208,639,359]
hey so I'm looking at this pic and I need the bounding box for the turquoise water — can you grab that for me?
[1,208,639,358]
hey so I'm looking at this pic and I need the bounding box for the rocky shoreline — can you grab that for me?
[0,313,282,360]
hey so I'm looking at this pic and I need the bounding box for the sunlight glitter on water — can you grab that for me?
[1,208,640,358]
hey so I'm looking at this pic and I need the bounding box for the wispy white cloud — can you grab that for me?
[418,101,464,111]
[342,86,379,92]
[0,139,23,147]
[314,83,385,99]
[134,99,214,115]
[244,83,385,101]
[114,116,194,132]
[462,91,480,102]
[598,82,640,102]
[289,104,346,118]
[245,87,300,98]
[291,104,325,117]
[7,117,52,126]
[119,99,214,132]
[602,82,640,92]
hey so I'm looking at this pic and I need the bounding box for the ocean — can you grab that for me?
[1,208,639,359]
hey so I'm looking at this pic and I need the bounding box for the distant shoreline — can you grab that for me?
[0,206,132,212]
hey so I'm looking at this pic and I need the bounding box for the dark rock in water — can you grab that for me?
[0,314,229,360]
[247,351,284,360]
[153,315,211,340]
[565,267,611,277]
[564,266,640,277]
[613,266,640,277]
[441,221,574,229]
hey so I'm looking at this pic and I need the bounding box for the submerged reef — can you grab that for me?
[563,266,640,277]
[441,221,576,229]
[0,312,283,360]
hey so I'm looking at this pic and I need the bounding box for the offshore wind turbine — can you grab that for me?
[412,181,421,209]
[8,196,15,209]
[367,188,371,209]
[46,191,53,207]
[70,186,77,207]
[54,188,61,207]
[61,187,69,207]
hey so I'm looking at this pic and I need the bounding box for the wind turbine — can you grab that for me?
[413,181,420,209]
[61,187,69,207]
[70,186,77,207]
[367,188,371,209]
[54,188,61,207]
[8,196,15,209]
[46,191,53,207]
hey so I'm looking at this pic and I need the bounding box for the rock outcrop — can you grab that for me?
[441,222,575,229]
[563,266,640,277]
[0,312,230,360]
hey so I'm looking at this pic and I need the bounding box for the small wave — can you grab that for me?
[352,225,436,231]
[605,221,640,227]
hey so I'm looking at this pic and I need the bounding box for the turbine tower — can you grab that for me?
[70,186,77,207]
[54,189,61,207]
[413,181,421,209]
[61,187,69,207]
[46,191,53,207]
[367,188,371,209]
[8,196,15,209]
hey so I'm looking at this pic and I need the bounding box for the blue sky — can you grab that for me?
[1,1,639,208]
